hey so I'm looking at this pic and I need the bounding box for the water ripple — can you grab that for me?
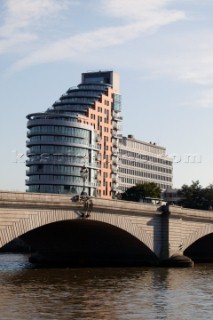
[0,254,212,320]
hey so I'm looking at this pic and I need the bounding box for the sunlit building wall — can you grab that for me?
[118,135,173,192]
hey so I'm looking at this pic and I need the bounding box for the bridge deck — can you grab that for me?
[0,191,212,220]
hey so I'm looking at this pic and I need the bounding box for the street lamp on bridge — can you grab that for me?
[77,165,92,218]
[80,165,89,196]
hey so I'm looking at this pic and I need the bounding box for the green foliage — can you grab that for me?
[178,180,213,210]
[204,184,213,204]
[122,183,161,202]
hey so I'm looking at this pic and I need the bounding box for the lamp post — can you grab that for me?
[80,165,89,196]
[73,165,92,218]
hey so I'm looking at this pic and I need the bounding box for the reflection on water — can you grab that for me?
[0,254,212,320]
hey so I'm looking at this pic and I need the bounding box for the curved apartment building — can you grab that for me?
[26,70,173,198]
[26,71,121,198]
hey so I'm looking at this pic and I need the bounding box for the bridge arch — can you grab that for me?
[182,223,213,252]
[184,230,213,263]
[0,209,155,256]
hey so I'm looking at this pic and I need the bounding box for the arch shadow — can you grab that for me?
[21,219,158,267]
[184,233,213,263]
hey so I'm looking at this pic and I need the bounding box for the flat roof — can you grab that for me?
[121,135,166,150]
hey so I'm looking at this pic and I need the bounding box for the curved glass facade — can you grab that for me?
[26,71,121,197]
[26,114,99,196]
[26,70,172,197]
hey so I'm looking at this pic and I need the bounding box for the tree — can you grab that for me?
[122,183,161,202]
[203,184,213,209]
[177,180,210,210]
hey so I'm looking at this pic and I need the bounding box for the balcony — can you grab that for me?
[88,162,101,169]
[95,154,102,161]
[112,115,123,121]
[111,183,118,191]
[90,144,101,150]
[112,157,118,165]
[68,86,78,91]
[26,139,100,151]
[111,173,118,180]
[113,124,119,131]
[112,148,119,156]
[95,174,101,181]
[96,136,102,143]
[112,166,118,173]
[112,176,118,183]
[112,130,118,137]
[27,128,86,139]
[26,158,101,169]
[25,178,101,188]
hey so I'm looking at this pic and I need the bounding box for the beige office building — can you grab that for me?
[118,135,173,192]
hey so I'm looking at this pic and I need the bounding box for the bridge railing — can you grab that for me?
[0,190,159,214]
[170,205,213,219]
[0,191,212,219]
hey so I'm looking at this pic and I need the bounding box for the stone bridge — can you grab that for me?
[0,191,212,267]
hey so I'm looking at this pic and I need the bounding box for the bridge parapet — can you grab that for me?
[169,205,213,220]
[0,191,212,220]
[0,191,159,215]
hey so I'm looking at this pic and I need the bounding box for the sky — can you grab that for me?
[0,0,213,192]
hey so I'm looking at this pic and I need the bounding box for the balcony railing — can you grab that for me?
[95,154,102,161]
[111,183,119,190]
[26,159,101,169]
[112,130,118,137]
[113,126,119,131]
[112,166,118,173]
[26,140,101,150]
[96,136,102,142]
[112,148,119,156]
[112,115,123,121]
[112,156,118,164]
[26,179,101,188]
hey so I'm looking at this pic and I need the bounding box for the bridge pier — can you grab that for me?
[160,255,194,267]
[159,206,194,267]
[159,210,170,261]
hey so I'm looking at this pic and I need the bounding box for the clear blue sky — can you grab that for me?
[0,0,213,191]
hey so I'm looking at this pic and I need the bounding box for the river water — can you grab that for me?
[0,254,212,320]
